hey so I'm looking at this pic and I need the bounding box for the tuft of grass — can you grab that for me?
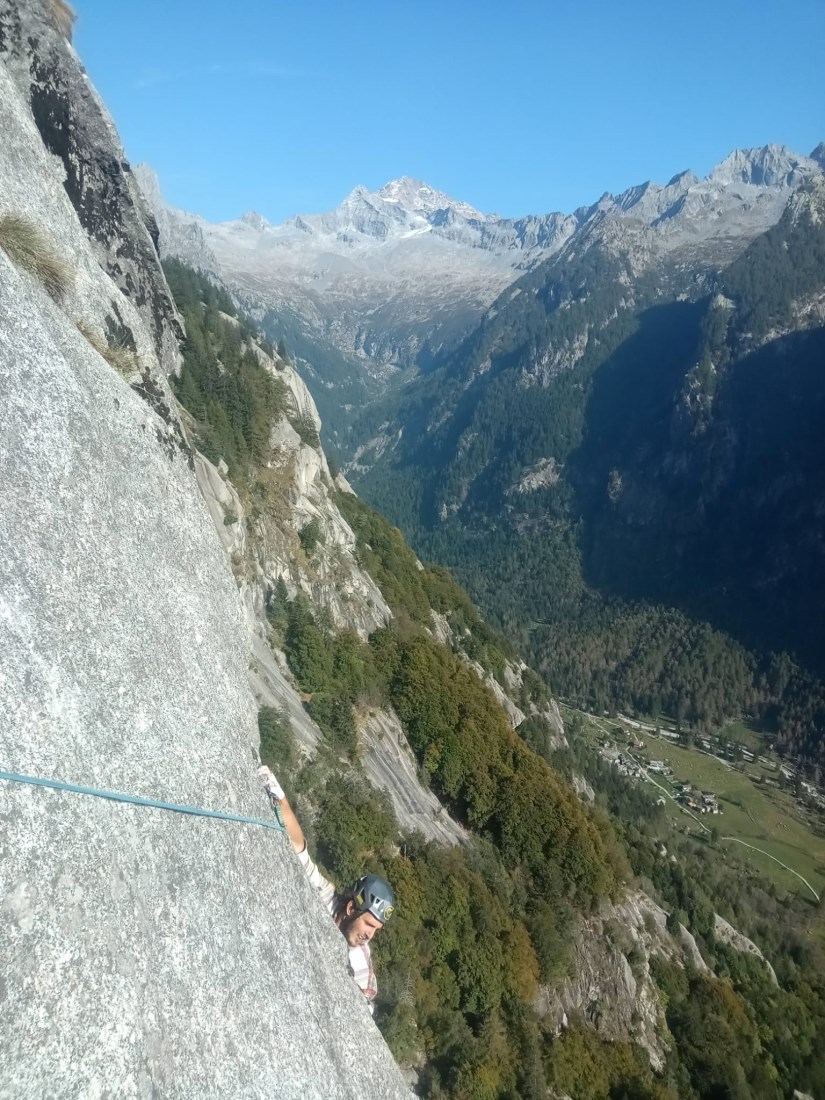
[0,214,72,302]
[76,322,140,379]
[48,0,76,40]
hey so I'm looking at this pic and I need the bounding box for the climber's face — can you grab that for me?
[340,903,383,947]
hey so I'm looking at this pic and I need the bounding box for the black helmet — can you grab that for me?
[350,873,395,924]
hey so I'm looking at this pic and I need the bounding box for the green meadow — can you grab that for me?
[579,713,825,899]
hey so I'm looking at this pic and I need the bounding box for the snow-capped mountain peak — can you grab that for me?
[376,176,485,221]
[276,177,490,246]
[140,140,823,404]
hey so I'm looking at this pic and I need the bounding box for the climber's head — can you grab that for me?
[339,874,395,947]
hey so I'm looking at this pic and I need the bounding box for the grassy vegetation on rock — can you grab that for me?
[0,213,72,301]
[48,0,76,39]
[76,321,140,378]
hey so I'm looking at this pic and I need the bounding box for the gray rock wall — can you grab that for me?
[539,891,703,1071]
[360,709,468,845]
[0,246,408,1099]
[0,3,410,1094]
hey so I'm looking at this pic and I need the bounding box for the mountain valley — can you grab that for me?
[144,140,825,1094]
[331,153,825,776]
[3,3,825,1095]
[146,131,825,820]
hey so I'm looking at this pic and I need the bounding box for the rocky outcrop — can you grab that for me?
[244,375,392,639]
[359,708,468,845]
[507,457,562,495]
[0,5,412,1095]
[0,0,181,373]
[539,892,708,1071]
[714,914,778,985]
[0,52,171,396]
[133,163,217,275]
[571,773,596,803]
[465,658,527,728]
[183,261,468,848]
[428,617,565,743]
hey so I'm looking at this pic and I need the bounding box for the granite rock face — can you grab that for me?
[0,4,410,1095]
[714,913,778,985]
[0,246,407,1100]
[359,709,468,845]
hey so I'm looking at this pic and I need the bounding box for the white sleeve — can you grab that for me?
[296,843,336,909]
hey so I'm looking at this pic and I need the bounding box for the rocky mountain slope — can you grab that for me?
[188,339,470,847]
[0,6,626,1093]
[4,5,821,1098]
[132,257,813,1100]
[162,264,718,1093]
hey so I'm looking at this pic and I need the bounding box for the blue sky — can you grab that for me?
[75,0,825,223]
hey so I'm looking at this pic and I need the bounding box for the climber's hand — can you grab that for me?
[257,766,305,854]
[257,765,285,802]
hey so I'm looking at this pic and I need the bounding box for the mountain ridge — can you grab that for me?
[154,142,824,247]
[138,143,823,446]
[344,171,825,771]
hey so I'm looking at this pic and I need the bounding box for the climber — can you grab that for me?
[258,765,394,1010]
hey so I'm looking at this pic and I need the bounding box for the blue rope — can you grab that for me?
[0,769,285,832]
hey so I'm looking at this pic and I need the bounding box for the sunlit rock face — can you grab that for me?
[539,892,708,1071]
[0,4,410,1096]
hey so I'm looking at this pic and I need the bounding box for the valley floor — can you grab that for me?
[567,706,825,901]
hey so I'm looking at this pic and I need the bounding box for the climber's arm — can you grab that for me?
[258,766,304,852]
[275,793,306,855]
[257,767,335,905]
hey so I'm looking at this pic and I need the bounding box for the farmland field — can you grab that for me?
[575,710,825,899]
[722,718,771,753]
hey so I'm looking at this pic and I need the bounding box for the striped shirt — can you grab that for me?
[297,844,378,1008]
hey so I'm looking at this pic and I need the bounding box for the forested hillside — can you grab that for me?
[165,261,825,1100]
[274,492,825,1100]
[348,180,825,775]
